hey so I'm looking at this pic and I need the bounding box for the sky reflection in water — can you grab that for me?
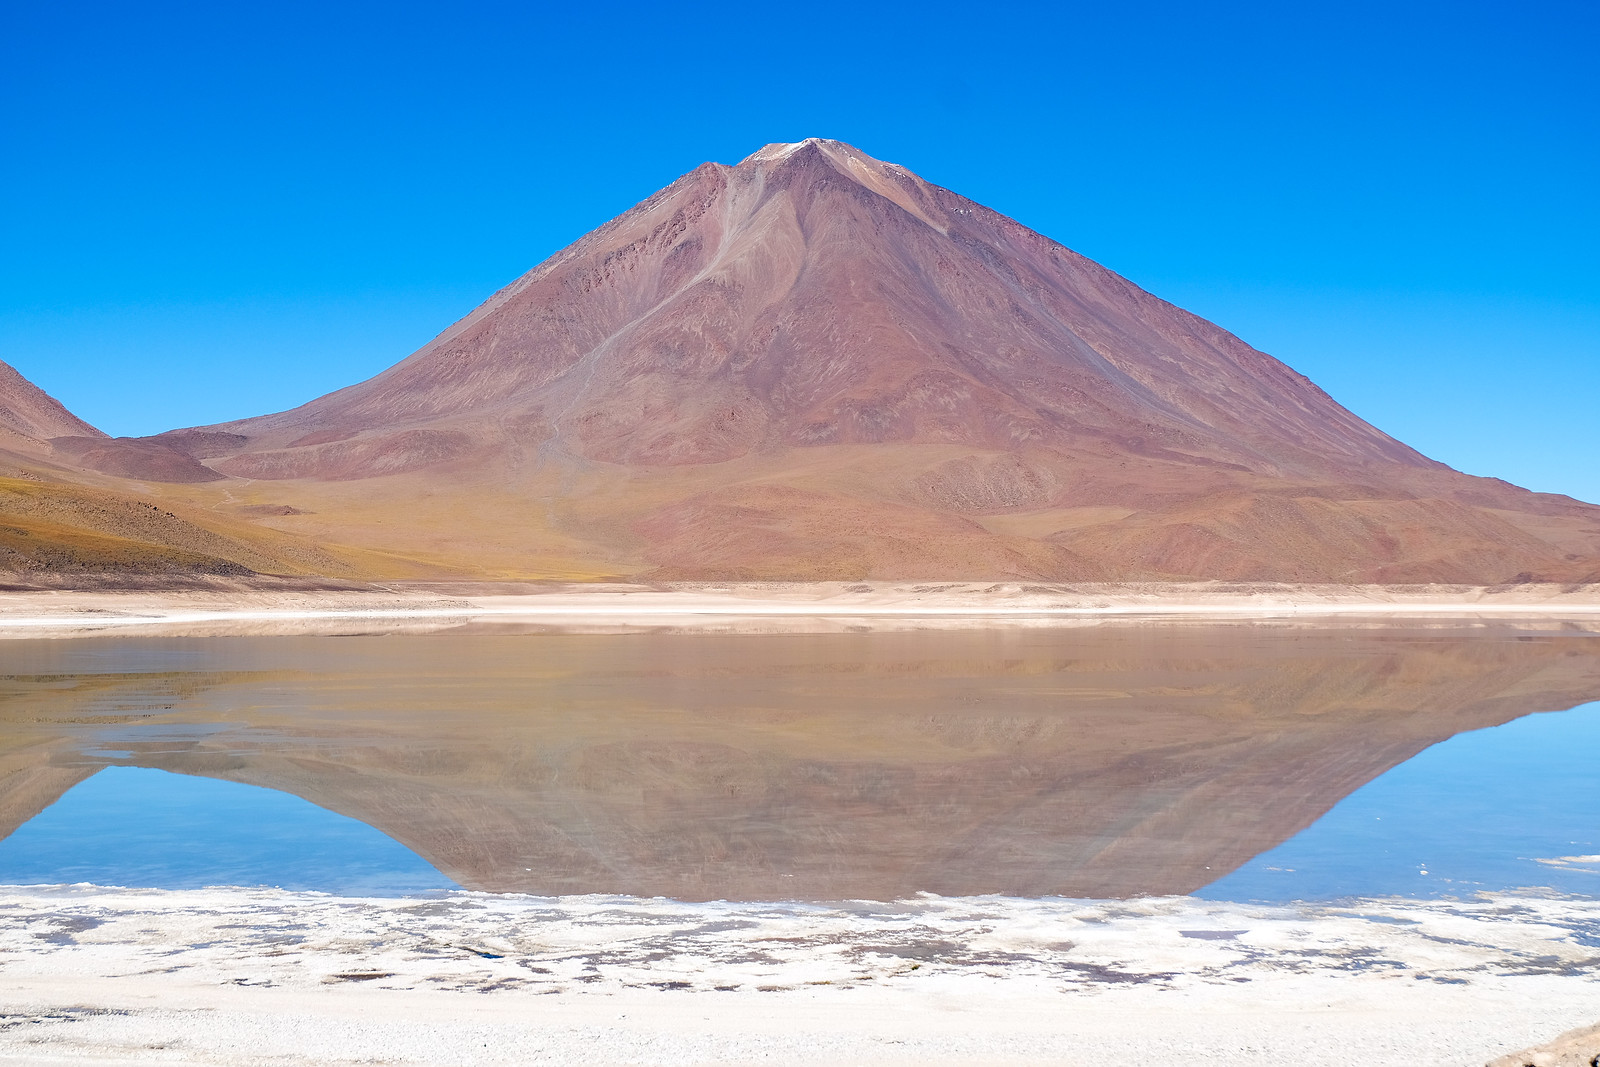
[0,767,456,895]
[1201,701,1600,901]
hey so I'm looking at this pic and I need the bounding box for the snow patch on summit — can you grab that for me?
[744,139,825,163]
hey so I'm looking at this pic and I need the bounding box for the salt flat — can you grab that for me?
[0,886,1595,1065]
[2,579,1599,638]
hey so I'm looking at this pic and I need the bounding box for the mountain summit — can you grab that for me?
[54,140,1600,582]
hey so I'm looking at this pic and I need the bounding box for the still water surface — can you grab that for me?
[0,767,457,894]
[1,625,1595,901]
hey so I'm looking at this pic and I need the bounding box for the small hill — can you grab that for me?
[0,475,389,584]
[0,359,104,456]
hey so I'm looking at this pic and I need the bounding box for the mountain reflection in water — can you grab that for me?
[0,625,1596,900]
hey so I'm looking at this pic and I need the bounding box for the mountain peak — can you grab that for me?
[731,138,942,232]
[736,138,910,184]
[741,137,859,164]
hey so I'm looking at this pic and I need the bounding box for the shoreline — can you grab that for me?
[3,579,1600,637]
[0,884,1595,1066]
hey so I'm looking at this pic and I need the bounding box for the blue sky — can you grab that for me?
[3,1,1595,501]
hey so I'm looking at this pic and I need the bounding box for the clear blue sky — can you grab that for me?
[3,1,1595,502]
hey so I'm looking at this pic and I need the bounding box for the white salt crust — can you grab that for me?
[0,886,1596,1065]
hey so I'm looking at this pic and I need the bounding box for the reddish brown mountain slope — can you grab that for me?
[62,140,1600,582]
[0,359,103,456]
[0,356,224,483]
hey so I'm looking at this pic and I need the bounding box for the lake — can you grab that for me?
[1,623,1596,902]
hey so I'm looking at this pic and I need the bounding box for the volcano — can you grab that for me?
[51,140,1600,582]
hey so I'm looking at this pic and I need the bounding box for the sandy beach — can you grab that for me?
[2,579,1600,637]
[0,886,1596,1066]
